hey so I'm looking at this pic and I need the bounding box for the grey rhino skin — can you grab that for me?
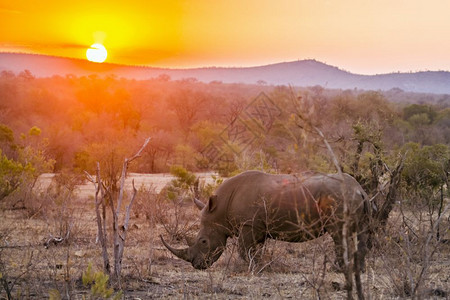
[161,170,370,270]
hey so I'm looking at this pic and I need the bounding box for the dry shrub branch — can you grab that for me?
[85,137,150,287]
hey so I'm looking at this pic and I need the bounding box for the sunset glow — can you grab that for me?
[1,0,450,74]
[86,43,107,63]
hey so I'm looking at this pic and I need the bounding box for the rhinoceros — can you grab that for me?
[161,170,370,271]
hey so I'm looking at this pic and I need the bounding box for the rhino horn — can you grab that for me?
[160,235,190,262]
[193,197,206,210]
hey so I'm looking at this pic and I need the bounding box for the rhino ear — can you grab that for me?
[207,195,218,212]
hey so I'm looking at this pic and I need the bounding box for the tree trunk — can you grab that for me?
[95,163,111,274]
[86,166,111,275]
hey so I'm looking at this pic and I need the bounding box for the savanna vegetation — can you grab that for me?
[0,70,449,299]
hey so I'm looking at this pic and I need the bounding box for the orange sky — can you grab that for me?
[1,0,450,74]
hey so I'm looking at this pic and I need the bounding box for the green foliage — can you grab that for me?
[16,125,55,176]
[436,107,450,122]
[166,165,223,204]
[170,165,197,188]
[0,124,15,146]
[408,113,431,127]
[0,125,55,217]
[82,263,122,300]
[0,150,34,200]
[349,121,384,175]
[202,175,223,197]
[352,122,382,147]
[28,126,42,136]
[18,145,55,177]
[73,150,91,173]
[166,165,196,201]
[403,104,437,124]
[401,143,449,191]
[0,123,18,162]
[161,165,195,202]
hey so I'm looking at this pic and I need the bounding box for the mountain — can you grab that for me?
[1,53,450,94]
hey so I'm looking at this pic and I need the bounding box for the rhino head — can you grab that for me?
[160,195,228,270]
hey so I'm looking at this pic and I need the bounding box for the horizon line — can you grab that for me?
[1,51,449,76]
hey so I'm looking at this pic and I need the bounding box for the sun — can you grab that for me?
[86,43,107,63]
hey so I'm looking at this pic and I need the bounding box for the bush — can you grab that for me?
[82,263,123,299]
[0,150,32,201]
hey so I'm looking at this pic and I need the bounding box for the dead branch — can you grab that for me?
[312,125,343,177]
[123,179,138,233]
[84,137,151,284]
[85,163,111,274]
[96,162,111,274]
[375,155,405,229]
[117,137,151,216]
[112,137,151,286]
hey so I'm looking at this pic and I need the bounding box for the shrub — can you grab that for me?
[82,263,123,299]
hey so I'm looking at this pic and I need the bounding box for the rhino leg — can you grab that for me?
[238,225,265,264]
[331,232,345,272]
[355,228,368,272]
[331,228,368,273]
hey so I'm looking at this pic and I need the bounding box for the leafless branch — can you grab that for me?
[114,137,151,286]
[123,179,138,232]
[117,137,151,216]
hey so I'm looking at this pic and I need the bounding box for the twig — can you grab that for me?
[312,125,343,177]
[412,204,450,296]
[117,137,151,216]
[123,179,138,233]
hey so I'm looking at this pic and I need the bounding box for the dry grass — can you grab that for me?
[0,175,449,299]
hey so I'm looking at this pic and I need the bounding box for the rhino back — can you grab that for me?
[219,171,307,225]
[216,171,366,240]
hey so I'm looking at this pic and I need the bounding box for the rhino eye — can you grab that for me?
[201,239,207,244]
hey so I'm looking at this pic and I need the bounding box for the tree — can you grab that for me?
[402,143,449,192]
[0,125,55,215]
[85,137,151,287]
[403,104,437,124]
[169,89,207,141]
[0,150,30,200]
[0,124,18,161]
[401,143,449,240]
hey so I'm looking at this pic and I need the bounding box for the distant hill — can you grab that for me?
[1,53,450,94]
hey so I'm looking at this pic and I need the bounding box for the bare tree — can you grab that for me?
[86,137,150,287]
[288,87,361,299]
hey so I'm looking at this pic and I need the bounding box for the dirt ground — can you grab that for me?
[1,174,449,299]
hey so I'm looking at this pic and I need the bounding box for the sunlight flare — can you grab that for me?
[86,43,107,63]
